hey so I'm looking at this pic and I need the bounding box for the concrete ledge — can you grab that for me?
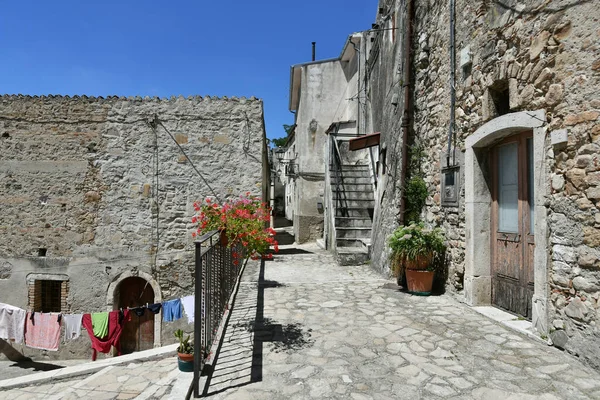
[472,306,550,345]
[0,343,178,391]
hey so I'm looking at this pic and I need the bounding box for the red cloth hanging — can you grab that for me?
[82,310,130,361]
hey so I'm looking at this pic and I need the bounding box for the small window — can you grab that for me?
[28,276,69,313]
[489,81,510,116]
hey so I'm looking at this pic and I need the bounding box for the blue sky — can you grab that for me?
[0,1,376,141]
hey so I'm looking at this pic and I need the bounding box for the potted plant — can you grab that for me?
[388,223,445,295]
[174,329,194,372]
[192,193,279,263]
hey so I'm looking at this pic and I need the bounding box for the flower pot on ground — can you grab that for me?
[388,223,445,295]
[174,329,194,372]
[405,269,435,295]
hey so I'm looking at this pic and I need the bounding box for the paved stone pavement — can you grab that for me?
[3,243,600,399]
[1,356,185,399]
[201,243,600,399]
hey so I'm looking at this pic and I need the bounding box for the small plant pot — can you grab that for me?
[177,353,194,372]
[219,230,228,247]
[405,269,434,295]
[178,352,194,363]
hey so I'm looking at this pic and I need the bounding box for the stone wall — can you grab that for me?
[367,0,600,368]
[0,94,266,359]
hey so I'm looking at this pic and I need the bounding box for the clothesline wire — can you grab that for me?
[1,293,196,319]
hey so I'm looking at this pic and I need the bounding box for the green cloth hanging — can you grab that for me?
[91,312,109,338]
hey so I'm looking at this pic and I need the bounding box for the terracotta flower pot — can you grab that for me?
[405,269,435,295]
[219,230,228,247]
[177,352,194,363]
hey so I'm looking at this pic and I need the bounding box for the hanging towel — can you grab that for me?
[162,299,182,322]
[24,312,61,351]
[91,312,109,338]
[180,295,195,324]
[147,303,162,314]
[0,303,26,344]
[82,310,130,361]
[63,314,83,341]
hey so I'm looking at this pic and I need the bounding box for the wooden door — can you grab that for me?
[491,132,535,319]
[118,277,155,354]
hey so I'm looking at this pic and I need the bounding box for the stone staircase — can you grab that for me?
[330,163,374,265]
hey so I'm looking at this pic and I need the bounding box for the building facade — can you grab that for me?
[366,0,600,368]
[285,0,600,368]
[0,94,267,359]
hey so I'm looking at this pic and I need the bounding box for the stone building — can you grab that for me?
[284,36,374,262]
[0,94,268,359]
[286,0,600,368]
[363,0,600,368]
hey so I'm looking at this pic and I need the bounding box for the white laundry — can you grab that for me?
[181,295,195,324]
[63,313,83,341]
[0,302,27,344]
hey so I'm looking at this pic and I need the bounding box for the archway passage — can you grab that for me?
[117,277,155,354]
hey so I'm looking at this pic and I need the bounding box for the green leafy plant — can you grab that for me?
[404,176,428,223]
[192,193,278,261]
[388,223,445,276]
[174,329,193,354]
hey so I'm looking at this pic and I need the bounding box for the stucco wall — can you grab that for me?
[293,61,350,243]
[0,94,266,359]
[367,0,600,367]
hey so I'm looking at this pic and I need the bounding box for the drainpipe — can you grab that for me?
[446,0,456,167]
[399,0,414,225]
[351,39,361,136]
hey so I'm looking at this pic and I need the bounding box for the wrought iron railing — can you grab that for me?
[193,230,245,398]
[331,135,349,217]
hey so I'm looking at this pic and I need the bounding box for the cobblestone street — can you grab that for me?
[202,243,600,399]
[2,243,600,399]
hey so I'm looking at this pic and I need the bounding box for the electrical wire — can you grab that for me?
[151,117,221,203]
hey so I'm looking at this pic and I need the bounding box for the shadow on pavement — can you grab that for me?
[200,259,312,397]
[9,359,65,372]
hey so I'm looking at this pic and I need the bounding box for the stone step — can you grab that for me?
[331,177,372,184]
[337,164,370,169]
[336,247,369,265]
[336,237,371,248]
[336,227,372,239]
[333,192,375,201]
[330,170,371,178]
[335,207,373,218]
[332,199,375,208]
[330,183,373,192]
[335,217,372,228]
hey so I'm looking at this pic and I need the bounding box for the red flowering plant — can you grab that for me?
[192,193,279,263]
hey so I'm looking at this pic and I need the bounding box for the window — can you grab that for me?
[27,274,69,313]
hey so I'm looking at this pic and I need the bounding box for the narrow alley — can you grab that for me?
[3,243,600,399]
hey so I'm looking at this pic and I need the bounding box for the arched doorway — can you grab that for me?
[115,277,155,354]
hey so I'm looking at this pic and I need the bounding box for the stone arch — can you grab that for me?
[464,109,549,334]
[106,270,162,348]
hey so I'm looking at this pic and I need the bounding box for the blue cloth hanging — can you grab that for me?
[162,299,183,322]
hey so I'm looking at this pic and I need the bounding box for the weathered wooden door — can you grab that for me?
[491,132,535,319]
[118,277,155,354]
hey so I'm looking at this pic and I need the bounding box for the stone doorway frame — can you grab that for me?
[107,270,162,348]
[464,109,549,334]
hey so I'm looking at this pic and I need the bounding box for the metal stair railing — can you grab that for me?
[331,136,349,218]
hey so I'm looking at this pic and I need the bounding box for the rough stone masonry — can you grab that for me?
[0,94,268,359]
[367,0,600,369]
